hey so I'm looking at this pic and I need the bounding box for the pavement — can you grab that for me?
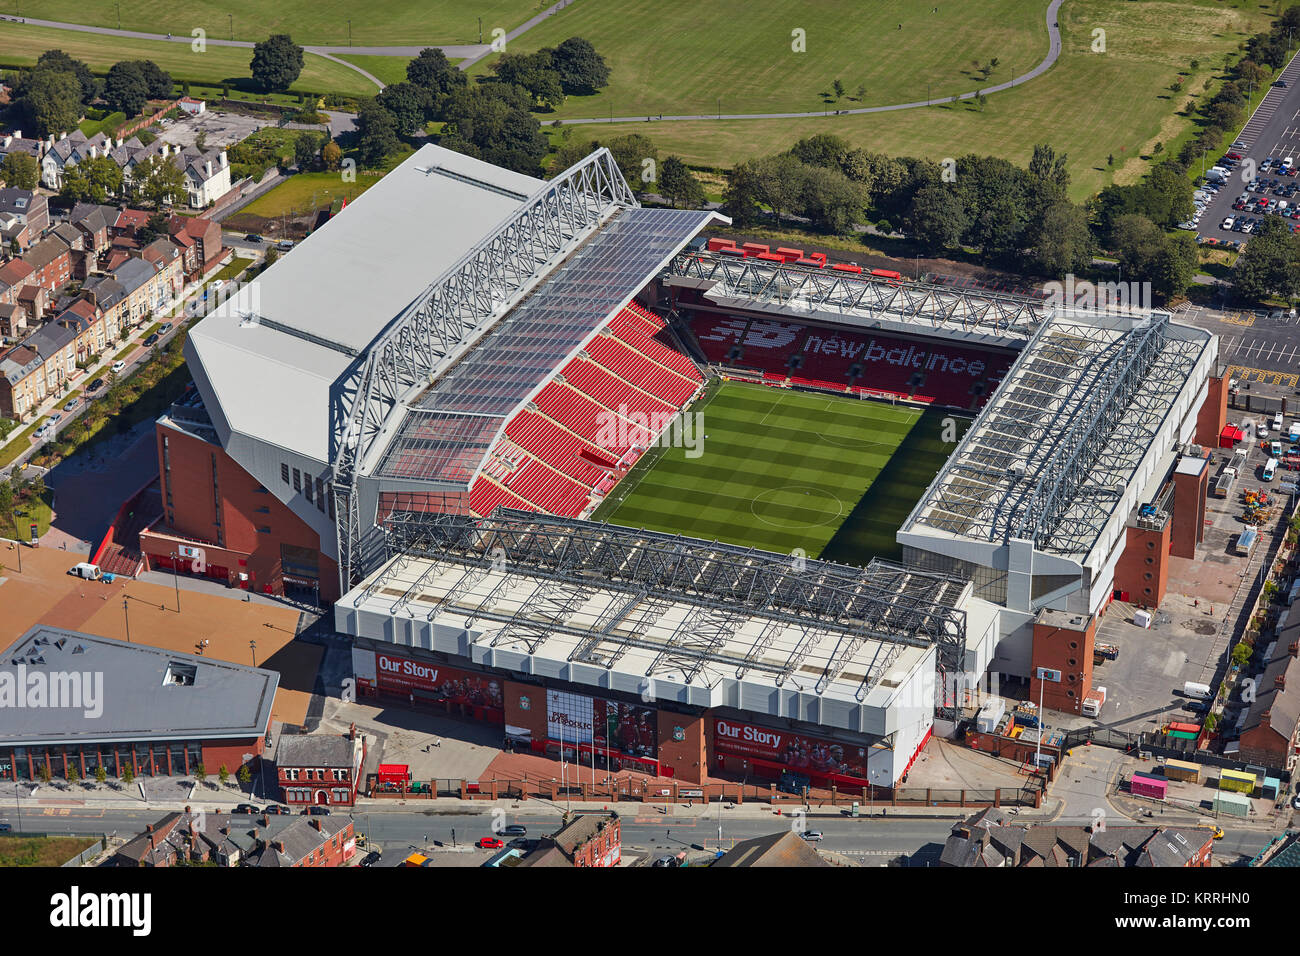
[1191,49,1300,248]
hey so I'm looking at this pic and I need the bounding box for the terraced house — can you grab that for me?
[0,322,75,420]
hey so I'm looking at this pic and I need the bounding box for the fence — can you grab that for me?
[365,774,1043,809]
[114,99,180,141]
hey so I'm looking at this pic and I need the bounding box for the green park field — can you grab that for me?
[12,0,534,45]
[593,381,961,563]
[533,0,1272,201]
[0,20,378,95]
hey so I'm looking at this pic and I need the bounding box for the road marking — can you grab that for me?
[1225,364,1300,388]
[1221,313,1255,327]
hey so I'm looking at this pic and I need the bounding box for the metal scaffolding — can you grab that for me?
[668,251,1049,341]
[333,149,637,591]
[905,312,1208,555]
[370,508,969,704]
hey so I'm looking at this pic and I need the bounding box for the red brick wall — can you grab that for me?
[200,738,266,774]
[1030,618,1095,715]
[656,710,705,783]
[1172,463,1209,559]
[1195,376,1228,448]
[155,422,339,601]
[1114,522,1171,609]
[504,681,549,743]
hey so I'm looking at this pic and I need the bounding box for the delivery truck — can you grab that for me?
[1082,686,1107,717]
[1183,680,1212,699]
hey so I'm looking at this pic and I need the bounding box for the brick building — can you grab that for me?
[139,393,339,601]
[276,725,366,808]
[0,626,277,782]
[115,809,356,867]
[516,812,621,867]
[0,322,75,420]
[1239,629,1300,771]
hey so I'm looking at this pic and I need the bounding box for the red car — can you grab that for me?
[477,837,504,849]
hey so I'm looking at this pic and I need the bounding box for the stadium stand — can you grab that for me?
[688,312,1014,409]
[464,304,705,519]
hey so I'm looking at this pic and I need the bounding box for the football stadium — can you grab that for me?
[157,143,1227,792]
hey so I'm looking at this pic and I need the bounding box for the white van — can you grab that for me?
[1183,681,1212,699]
[1264,457,1279,481]
[1274,411,1285,431]
[68,563,102,580]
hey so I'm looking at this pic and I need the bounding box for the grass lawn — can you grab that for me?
[594,381,937,561]
[0,20,377,96]
[111,343,135,362]
[77,110,125,137]
[540,0,1272,202]
[17,0,537,45]
[476,0,1048,119]
[8,488,54,540]
[211,256,254,283]
[335,54,445,88]
[0,835,99,867]
[236,169,383,219]
[0,418,45,470]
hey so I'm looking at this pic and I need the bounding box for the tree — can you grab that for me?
[355,100,401,166]
[1030,199,1094,276]
[832,79,845,100]
[132,59,173,99]
[264,248,279,268]
[855,84,867,101]
[407,47,466,97]
[377,82,435,135]
[790,133,851,172]
[104,60,149,116]
[195,130,207,152]
[36,763,50,785]
[1231,643,1253,667]
[16,68,82,136]
[1152,231,1198,300]
[321,140,342,170]
[606,133,658,193]
[1027,142,1070,207]
[0,480,13,539]
[250,34,305,92]
[136,210,171,245]
[130,153,187,209]
[492,51,565,110]
[94,765,108,785]
[1,152,39,190]
[294,131,319,169]
[237,764,253,790]
[66,764,80,785]
[439,86,548,175]
[193,763,207,786]
[218,765,230,788]
[35,49,97,103]
[1234,215,1300,302]
[905,183,969,255]
[658,155,705,208]
[549,36,611,94]
[60,155,124,204]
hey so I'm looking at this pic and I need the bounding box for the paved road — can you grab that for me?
[563,0,1063,125]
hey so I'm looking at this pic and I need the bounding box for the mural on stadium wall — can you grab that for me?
[713,716,870,781]
[547,689,658,758]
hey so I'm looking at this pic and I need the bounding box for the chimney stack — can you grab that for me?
[349,722,357,741]
[1289,642,1298,658]
[311,817,322,831]
[273,839,285,854]
[205,160,213,179]
[219,150,228,168]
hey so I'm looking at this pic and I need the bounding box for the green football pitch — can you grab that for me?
[592,381,967,564]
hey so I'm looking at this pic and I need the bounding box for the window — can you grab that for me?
[305,478,313,503]
[255,506,269,515]
[293,468,301,492]
[315,477,324,512]
[281,463,290,484]
[257,526,271,534]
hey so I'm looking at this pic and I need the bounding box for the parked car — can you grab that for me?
[47,413,61,426]
[111,360,126,373]
[233,804,259,814]
[245,233,264,243]
[262,805,290,815]
[1293,793,1300,810]
[476,836,504,849]
[86,377,104,391]
[359,850,382,866]
[63,397,79,411]
[143,333,159,347]
[500,824,527,836]
[300,806,330,816]
[276,239,294,251]
[159,322,172,334]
